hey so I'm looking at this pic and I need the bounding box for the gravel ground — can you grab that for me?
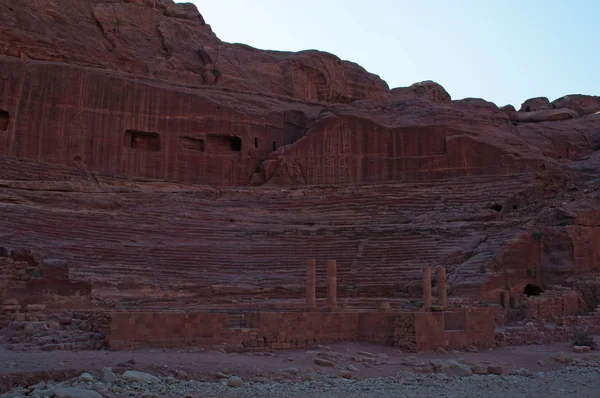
[2,366,600,398]
[2,340,600,397]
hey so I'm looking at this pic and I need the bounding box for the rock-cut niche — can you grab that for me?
[181,136,205,152]
[124,130,161,152]
[0,109,9,131]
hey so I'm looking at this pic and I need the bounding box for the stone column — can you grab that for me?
[327,259,337,308]
[306,259,316,309]
[423,266,432,310]
[501,291,510,309]
[438,266,447,308]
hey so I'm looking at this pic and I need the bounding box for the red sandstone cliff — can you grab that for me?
[0,0,599,311]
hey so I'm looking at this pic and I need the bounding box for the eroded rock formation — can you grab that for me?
[0,0,599,345]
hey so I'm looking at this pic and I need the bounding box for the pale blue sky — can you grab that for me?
[193,0,598,107]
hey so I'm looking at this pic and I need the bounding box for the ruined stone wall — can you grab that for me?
[412,310,495,351]
[257,312,360,349]
[109,312,233,349]
[106,309,496,352]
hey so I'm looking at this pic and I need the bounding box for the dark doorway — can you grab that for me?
[490,204,503,212]
[523,284,544,297]
[230,137,242,152]
[0,109,9,131]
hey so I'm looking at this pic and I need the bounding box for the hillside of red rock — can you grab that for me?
[0,0,599,316]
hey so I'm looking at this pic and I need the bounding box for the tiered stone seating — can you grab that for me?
[0,159,536,307]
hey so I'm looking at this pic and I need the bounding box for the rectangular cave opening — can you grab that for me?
[206,134,242,153]
[272,141,278,151]
[124,130,161,152]
[231,136,242,152]
[254,137,258,148]
[181,136,205,152]
[0,109,9,131]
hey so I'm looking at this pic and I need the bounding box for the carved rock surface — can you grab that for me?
[0,0,599,307]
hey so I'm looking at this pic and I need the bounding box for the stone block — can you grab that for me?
[25,304,46,312]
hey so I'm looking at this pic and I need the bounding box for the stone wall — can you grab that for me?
[412,309,495,351]
[107,309,496,352]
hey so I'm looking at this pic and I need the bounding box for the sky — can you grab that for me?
[192,0,598,107]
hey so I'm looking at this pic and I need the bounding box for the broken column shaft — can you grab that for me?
[327,259,337,308]
[438,266,447,308]
[423,265,432,310]
[306,259,316,309]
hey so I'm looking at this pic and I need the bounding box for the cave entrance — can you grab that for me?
[124,130,161,152]
[0,109,9,131]
[230,137,242,152]
[523,284,544,297]
[205,134,242,154]
[490,204,503,212]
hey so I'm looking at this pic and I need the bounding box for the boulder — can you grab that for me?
[122,370,158,383]
[501,105,517,121]
[554,352,568,363]
[92,383,109,397]
[547,94,600,116]
[314,358,336,367]
[53,388,103,398]
[391,80,451,103]
[101,368,117,384]
[573,346,592,353]
[283,367,299,376]
[440,360,472,377]
[340,370,352,379]
[25,304,46,312]
[227,376,244,387]
[517,368,533,377]
[520,97,550,112]
[78,373,94,382]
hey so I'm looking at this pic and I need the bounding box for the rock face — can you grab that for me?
[520,97,550,112]
[0,0,387,103]
[391,81,452,103]
[0,0,599,314]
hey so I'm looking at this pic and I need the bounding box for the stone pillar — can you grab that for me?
[306,259,316,309]
[501,291,510,309]
[438,266,447,308]
[327,259,337,308]
[423,266,432,310]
